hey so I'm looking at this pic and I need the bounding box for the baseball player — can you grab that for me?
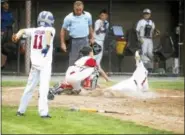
[136,8,160,72]
[106,50,149,92]
[64,46,98,94]
[12,11,55,118]
[93,9,111,82]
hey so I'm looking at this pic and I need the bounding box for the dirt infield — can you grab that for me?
[2,87,184,134]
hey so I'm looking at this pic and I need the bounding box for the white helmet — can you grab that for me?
[143,8,151,14]
[37,11,54,27]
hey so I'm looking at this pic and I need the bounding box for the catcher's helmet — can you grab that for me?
[92,42,102,55]
[37,11,54,27]
[79,46,93,56]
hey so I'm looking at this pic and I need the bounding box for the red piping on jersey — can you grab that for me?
[141,77,146,86]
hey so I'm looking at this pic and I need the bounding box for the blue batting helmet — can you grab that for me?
[37,11,54,27]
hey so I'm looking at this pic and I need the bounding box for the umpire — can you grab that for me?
[60,1,94,66]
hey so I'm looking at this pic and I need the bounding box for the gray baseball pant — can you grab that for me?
[69,37,89,66]
[141,38,154,69]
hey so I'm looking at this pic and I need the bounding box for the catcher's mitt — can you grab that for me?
[154,29,160,37]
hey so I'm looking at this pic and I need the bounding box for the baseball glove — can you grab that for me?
[154,29,160,37]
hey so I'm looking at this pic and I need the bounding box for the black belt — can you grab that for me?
[141,37,152,39]
[70,36,88,39]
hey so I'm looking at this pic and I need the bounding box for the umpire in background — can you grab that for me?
[60,1,94,66]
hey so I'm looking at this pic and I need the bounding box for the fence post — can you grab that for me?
[108,0,112,73]
[25,0,31,75]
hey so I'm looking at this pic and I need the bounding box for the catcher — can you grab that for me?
[48,46,100,100]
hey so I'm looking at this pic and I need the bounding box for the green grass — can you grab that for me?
[149,81,184,91]
[1,81,57,87]
[2,80,183,91]
[2,106,173,134]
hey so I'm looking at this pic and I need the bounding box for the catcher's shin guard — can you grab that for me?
[47,83,65,100]
[47,88,55,100]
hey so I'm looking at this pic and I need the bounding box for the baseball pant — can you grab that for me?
[69,37,89,66]
[17,64,51,116]
[93,40,104,68]
[65,66,95,90]
[107,60,149,92]
[141,38,154,69]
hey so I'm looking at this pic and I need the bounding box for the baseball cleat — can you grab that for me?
[16,112,24,116]
[41,114,52,118]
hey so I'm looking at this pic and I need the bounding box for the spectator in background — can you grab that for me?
[136,8,160,72]
[60,0,94,66]
[1,0,15,69]
[93,9,111,82]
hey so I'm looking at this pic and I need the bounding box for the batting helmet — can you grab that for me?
[37,11,54,27]
[92,42,102,55]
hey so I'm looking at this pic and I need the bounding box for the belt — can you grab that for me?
[70,36,88,39]
[141,37,152,39]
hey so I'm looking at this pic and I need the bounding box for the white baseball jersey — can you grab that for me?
[136,19,155,38]
[94,19,109,41]
[22,26,55,69]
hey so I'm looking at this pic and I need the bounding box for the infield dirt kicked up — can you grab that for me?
[2,86,184,134]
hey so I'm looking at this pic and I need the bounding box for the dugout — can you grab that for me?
[1,0,184,76]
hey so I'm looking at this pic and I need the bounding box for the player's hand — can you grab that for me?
[106,77,114,82]
[41,46,49,57]
[12,34,19,43]
[61,43,67,52]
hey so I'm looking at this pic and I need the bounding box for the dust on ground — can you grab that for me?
[2,86,184,134]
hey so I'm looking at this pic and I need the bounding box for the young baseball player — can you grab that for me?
[106,50,149,92]
[64,46,98,94]
[136,8,160,72]
[93,9,111,82]
[12,11,55,118]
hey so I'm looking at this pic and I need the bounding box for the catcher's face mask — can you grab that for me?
[92,43,102,55]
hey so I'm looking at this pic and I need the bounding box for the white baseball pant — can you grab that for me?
[65,66,95,90]
[141,38,154,69]
[17,64,51,116]
[107,60,149,92]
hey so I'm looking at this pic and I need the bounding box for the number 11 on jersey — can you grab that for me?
[33,35,43,49]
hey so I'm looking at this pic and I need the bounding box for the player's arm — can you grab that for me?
[41,30,53,57]
[136,20,144,45]
[60,16,70,52]
[88,13,94,44]
[98,67,110,82]
[12,29,26,43]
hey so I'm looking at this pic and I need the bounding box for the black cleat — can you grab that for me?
[16,112,24,116]
[41,114,52,118]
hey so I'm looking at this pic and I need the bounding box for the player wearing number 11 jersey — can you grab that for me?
[12,11,55,118]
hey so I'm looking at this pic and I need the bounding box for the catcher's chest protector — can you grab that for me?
[144,24,152,38]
